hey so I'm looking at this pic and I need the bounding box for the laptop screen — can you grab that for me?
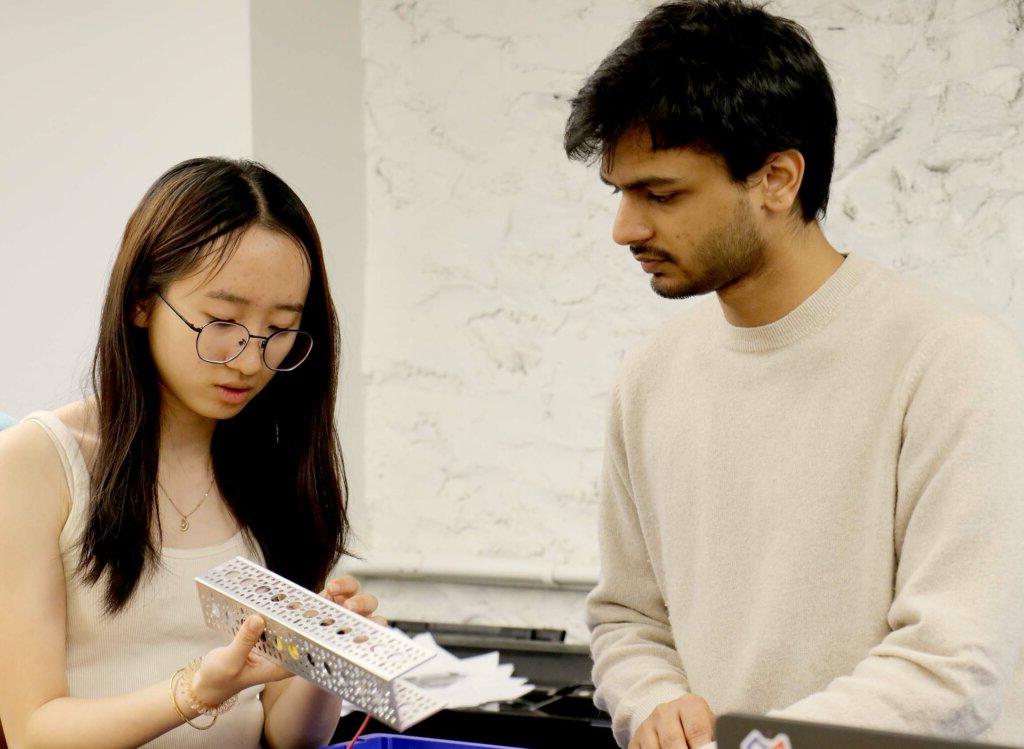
[715,713,1019,749]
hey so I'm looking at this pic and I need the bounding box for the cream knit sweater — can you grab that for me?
[588,254,1024,747]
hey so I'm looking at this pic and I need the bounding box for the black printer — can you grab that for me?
[332,620,617,748]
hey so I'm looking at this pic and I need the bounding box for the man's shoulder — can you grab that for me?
[867,259,1016,342]
[857,259,1023,382]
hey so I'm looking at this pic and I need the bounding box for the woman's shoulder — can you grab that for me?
[52,398,101,468]
[0,407,76,532]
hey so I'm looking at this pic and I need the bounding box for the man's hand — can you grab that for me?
[629,694,716,749]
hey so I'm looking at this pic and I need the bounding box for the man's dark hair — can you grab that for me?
[564,0,838,222]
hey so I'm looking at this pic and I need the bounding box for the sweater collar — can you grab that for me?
[717,253,871,352]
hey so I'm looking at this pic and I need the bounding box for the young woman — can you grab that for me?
[0,158,381,748]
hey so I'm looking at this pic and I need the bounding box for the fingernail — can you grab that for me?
[249,615,264,629]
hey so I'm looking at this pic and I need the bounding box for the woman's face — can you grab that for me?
[139,225,312,423]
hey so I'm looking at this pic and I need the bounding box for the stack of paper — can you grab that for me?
[340,631,534,716]
[400,632,534,709]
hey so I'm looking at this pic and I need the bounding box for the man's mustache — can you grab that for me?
[630,245,673,261]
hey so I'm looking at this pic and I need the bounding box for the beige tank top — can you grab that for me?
[25,411,266,749]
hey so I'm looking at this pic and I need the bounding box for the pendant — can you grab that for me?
[180,517,189,532]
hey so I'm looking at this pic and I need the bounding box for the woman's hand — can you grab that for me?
[192,615,292,707]
[321,575,387,626]
[189,576,384,708]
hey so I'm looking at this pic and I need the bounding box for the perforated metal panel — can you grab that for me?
[195,556,445,731]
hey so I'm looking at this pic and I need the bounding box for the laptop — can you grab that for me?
[716,713,1021,749]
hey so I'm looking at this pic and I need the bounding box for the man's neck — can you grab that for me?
[716,222,845,328]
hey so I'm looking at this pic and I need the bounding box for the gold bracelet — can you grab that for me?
[181,656,239,717]
[170,668,217,730]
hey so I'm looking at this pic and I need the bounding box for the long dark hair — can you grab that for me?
[80,157,349,613]
[564,0,838,221]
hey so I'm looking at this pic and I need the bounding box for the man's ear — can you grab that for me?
[752,149,805,216]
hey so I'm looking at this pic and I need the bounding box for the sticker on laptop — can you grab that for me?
[741,729,793,749]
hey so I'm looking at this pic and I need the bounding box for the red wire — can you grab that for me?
[346,713,373,749]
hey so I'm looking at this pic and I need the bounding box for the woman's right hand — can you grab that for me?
[190,615,292,707]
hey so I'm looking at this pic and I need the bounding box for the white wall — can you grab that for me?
[356,0,1024,642]
[0,0,253,417]
[249,0,371,549]
[2,1,1022,647]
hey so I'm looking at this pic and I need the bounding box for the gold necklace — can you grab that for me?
[157,468,216,532]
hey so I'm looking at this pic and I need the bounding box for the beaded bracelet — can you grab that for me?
[170,669,216,730]
[181,656,239,717]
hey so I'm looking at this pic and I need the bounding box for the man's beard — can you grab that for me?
[637,196,767,300]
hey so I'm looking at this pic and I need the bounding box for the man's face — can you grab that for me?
[601,127,768,299]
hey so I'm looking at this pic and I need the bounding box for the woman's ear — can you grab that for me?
[132,297,152,328]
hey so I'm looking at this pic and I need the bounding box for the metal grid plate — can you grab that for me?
[195,556,445,730]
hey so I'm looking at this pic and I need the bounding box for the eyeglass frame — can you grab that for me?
[155,292,313,372]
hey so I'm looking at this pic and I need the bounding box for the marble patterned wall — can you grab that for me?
[355,0,1024,642]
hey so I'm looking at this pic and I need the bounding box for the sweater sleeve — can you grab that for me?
[587,382,690,747]
[771,316,1024,739]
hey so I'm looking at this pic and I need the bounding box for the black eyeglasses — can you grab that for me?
[157,293,313,372]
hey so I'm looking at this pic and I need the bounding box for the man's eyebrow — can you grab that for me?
[600,174,684,191]
[204,290,304,313]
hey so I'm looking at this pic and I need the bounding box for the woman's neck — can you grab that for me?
[158,387,217,465]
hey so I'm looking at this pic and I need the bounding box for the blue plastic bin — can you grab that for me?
[325,734,527,749]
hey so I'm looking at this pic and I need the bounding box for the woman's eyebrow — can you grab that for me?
[204,289,304,313]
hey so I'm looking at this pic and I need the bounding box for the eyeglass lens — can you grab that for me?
[197,322,312,371]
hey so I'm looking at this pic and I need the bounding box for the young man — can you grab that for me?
[564,2,1024,748]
